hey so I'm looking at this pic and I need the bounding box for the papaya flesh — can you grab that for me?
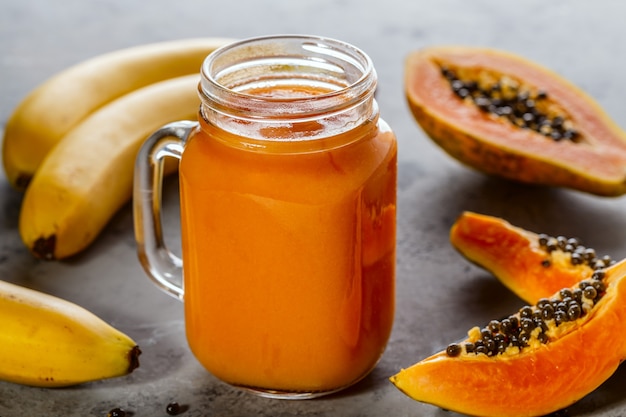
[405,46,626,196]
[390,257,626,417]
[450,211,614,305]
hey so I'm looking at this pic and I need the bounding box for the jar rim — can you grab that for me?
[199,34,377,117]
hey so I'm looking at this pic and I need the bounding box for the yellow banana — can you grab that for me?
[2,37,232,190]
[19,74,201,260]
[0,279,140,387]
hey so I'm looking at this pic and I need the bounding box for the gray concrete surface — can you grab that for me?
[2,0,626,416]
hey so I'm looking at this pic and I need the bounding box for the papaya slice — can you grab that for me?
[390,257,626,417]
[450,211,614,304]
[405,46,626,196]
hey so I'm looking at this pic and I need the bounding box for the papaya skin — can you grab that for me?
[450,211,596,304]
[390,258,626,417]
[405,46,626,196]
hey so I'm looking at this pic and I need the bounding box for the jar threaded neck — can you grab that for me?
[198,35,378,141]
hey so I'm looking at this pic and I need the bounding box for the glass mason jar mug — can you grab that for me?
[133,35,397,399]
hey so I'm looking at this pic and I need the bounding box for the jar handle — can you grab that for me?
[133,120,197,301]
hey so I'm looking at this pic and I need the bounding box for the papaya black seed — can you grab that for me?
[546,240,558,252]
[457,88,470,98]
[166,402,185,415]
[491,98,504,108]
[538,234,550,246]
[475,344,488,355]
[520,306,533,318]
[568,304,582,321]
[535,318,548,332]
[593,259,606,270]
[488,320,501,333]
[107,409,127,417]
[500,318,512,334]
[495,106,511,116]
[563,129,577,139]
[522,112,535,123]
[592,270,606,281]
[570,253,583,265]
[441,67,455,80]
[466,80,478,90]
[475,97,491,109]
[574,245,586,254]
[541,304,555,320]
[572,288,583,302]
[520,318,535,332]
[583,248,596,261]
[519,332,531,347]
[592,280,606,292]
[567,237,580,247]
[554,310,568,326]
[537,298,551,309]
[583,286,597,300]
[446,344,462,357]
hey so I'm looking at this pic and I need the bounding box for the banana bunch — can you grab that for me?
[0,279,140,387]
[2,38,233,260]
[3,37,231,190]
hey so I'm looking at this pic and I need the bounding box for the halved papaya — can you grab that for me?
[449,211,613,304]
[405,46,626,196]
[390,257,626,417]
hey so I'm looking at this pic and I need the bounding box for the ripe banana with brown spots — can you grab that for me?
[0,279,140,387]
[19,74,201,260]
[2,37,232,190]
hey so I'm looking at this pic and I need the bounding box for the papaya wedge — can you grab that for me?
[391,257,626,417]
[405,46,626,196]
[449,211,613,304]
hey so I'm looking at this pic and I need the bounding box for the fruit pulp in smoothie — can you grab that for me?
[179,85,397,393]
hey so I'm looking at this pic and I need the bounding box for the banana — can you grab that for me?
[0,279,140,387]
[2,37,232,190]
[19,74,201,260]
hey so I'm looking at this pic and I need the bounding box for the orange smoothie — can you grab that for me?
[179,85,397,393]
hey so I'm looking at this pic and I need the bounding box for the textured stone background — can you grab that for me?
[1,0,626,416]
